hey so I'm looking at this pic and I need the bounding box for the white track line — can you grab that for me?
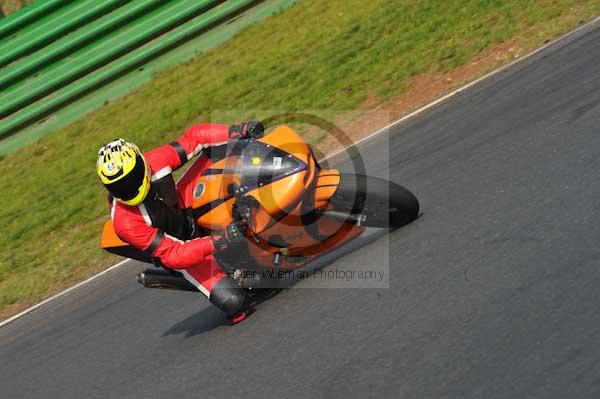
[0,259,130,328]
[326,16,600,160]
[1,16,598,329]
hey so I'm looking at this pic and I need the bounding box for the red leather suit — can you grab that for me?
[111,123,230,298]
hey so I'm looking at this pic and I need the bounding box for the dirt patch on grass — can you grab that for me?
[316,9,596,157]
[316,39,525,156]
[0,0,33,15]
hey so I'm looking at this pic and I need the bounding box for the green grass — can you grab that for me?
[1,0,600,316]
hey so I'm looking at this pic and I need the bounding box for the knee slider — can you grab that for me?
[209,278,248,317]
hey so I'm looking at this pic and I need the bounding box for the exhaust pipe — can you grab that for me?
[136,268,199,292]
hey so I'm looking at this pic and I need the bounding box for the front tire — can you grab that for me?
[330,174,419,229]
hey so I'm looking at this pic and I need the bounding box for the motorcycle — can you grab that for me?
[101,125,419,293]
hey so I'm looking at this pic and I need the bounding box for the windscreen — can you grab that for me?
[222,139,306,193]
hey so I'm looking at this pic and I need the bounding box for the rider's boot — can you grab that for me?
[209,276,250,324]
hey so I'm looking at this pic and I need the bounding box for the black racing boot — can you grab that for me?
[209,277,250,324]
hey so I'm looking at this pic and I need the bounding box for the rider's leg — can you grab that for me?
[179,255,249,322]
[174,150,249,322]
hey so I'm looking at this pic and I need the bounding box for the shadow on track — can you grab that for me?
[161,222,419,337]
[162,289,282,337]
[162,306,229,337]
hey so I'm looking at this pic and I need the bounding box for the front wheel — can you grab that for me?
[329,174,419,229]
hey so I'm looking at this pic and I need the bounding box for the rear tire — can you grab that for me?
[330,174,419,229]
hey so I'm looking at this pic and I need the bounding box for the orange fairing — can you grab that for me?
[192,171,235,230]
[192,126,319,231]
[260,125,318,188]
[248,169,340,234]
[247,171,308,232]
[258,125,311,165]
[313,170,341,210]
[191,157,236,230]
[101,220,128,248]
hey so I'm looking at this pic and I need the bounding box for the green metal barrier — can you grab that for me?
[0,0,254,133]
[0,0,129,68]
[0,0,69,39]
[0,0,223,117]
[0,0,289,147]
[0,0,165,89]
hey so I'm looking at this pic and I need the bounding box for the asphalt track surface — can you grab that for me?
[2,21,600,399]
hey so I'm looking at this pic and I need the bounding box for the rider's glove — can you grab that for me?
[212,220,245,250]
[229,121,265,140]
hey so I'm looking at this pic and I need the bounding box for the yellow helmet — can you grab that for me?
[96,138,151,206]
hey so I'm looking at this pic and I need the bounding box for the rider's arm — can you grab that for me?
[150,232,216,270]
[144,123,230,175]
[113,207,215,269]
[175,123,231,161]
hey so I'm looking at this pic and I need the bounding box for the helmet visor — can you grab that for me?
[104,155,147,201]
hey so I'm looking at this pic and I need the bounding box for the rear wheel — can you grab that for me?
[329,174,419,229]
